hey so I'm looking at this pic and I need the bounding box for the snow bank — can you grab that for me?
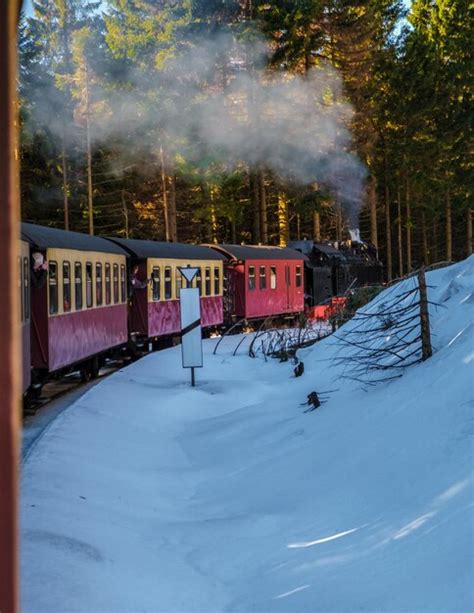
[21,257,474,612]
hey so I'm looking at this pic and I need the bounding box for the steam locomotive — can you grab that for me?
[289,238,383,317]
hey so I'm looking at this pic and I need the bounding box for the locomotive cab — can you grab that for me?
[289,238,384,314]
[289,240,350,307]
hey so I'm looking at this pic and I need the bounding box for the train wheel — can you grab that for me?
[80,357,100,382]
[23,384,41,416]
[89,357,100,380]
[126,339,140,362]
[80,368,91,383]
[23,392,35,416]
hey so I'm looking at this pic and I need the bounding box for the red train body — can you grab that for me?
[209,245,306,321]
[107,238,226,340]
[45,307,127,371]
[22,223,129,383]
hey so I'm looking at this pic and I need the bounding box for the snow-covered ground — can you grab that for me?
[21,258,474,613]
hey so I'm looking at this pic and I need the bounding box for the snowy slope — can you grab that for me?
[21,257,474,613]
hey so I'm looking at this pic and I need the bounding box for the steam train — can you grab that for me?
[289,238,383,317]
[20,222,382,407]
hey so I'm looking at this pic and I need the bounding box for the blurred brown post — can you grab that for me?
[0,1,21,612]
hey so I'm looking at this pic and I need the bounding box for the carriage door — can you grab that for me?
[285,264,291,309]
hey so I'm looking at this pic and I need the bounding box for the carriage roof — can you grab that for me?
[210,244,307,261]
[21,223,127,256]
[107,237,226,261]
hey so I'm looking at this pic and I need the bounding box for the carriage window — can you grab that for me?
[19,257,23,323]
[270,266,277,289]
[248,266,256,290]
[113,264,119,304]
[96,263,103,306]
[152,267,160,301]
[120,264,126,302]
[86,262,93,308]
[75,262,83,310]
[176,271,182,298]
[164,266,172,299]
[63,261,71,312]
[259,266,266,290]
[195,267,202,295]
[296,265,302,287]
[214,267,220,295]
[105,263,111,305]
[205,267,211,296]
[23,257,30,321]
[49,261,58,314]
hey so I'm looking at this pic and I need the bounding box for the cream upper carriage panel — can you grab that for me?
[105,237,227,338]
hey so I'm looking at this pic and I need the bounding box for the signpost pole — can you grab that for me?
[178,266,203,388]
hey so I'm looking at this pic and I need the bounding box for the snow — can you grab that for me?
[21,257,474,612]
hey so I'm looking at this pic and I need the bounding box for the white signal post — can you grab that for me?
[178,266,203,387]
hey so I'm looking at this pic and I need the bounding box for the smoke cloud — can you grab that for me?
[25,28,366,231]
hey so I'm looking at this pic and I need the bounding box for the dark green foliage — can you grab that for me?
[347,285,385,313]
[18,0,472,264]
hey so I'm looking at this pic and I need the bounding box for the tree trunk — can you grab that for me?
[84,61,93,235]
[209,184,218,244]
[231,214,237,244]
[445,189,452,260]
[384,151,392,281]
[385,181,392,282]
[397,185,403,277]
[405,177,412,272]
[250,170,260,244]
[421,210,428,265]
[296,213,301,240]
[61,136,69,231]
[432,215,439,263]
[169,172,177,242]
[336,205,343,242]
[122,189,129,238]
[467,207,472,256]
[246,12,262,247]
[259,168,268,243]
[159,145,170,241]
[278,192,289,246]
[418,267,432,361]
[335,194,343,241]
[368,175,378,248]
[313,210,321,242]
[59,6,72,232]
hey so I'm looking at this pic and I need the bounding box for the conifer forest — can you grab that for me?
[19,0,473,279]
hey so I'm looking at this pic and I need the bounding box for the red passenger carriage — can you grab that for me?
[21,223,129,382]
[107,238,226,340]
[209,245,307,321]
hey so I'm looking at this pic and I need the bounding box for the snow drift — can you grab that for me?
[21,257,474,612]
